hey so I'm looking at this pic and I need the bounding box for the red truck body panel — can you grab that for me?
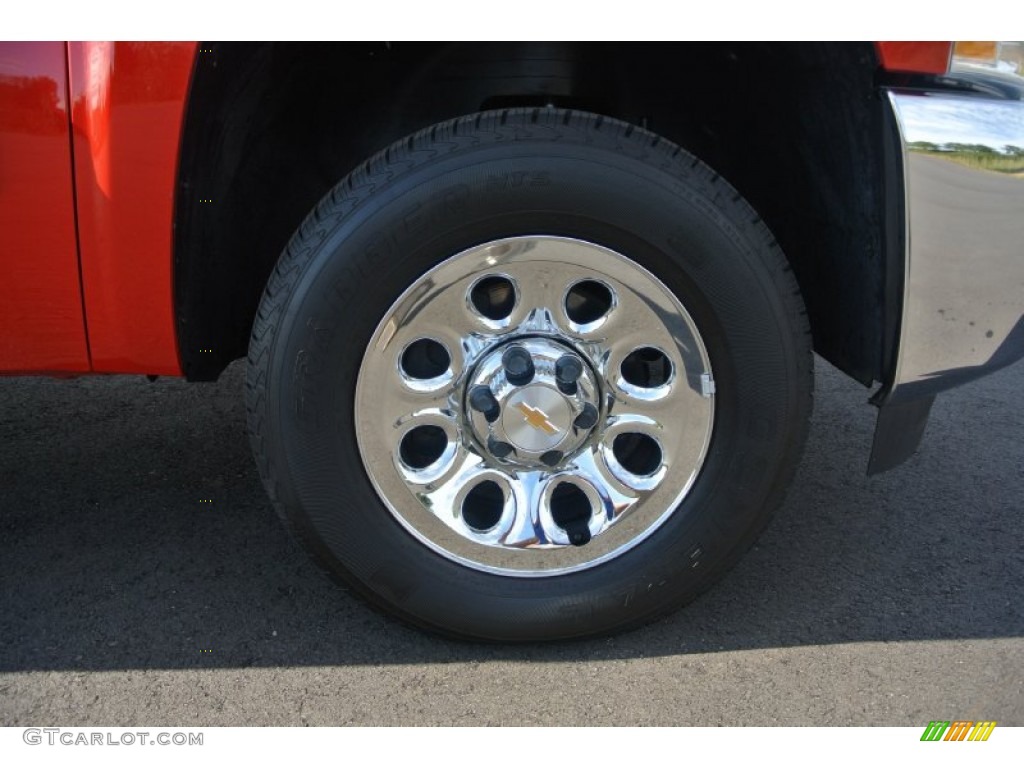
[68,41,195,376]
[875,41,952,74]
[0,42,90,373]
[0,41,195,376]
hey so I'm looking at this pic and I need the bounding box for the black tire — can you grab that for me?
[246,108,812,641]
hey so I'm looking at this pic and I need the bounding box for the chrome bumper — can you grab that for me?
[884,88,1024,403]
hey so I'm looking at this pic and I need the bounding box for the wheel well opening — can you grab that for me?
[175,42,890,386]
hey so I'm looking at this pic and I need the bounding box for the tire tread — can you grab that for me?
[245,108,813,641]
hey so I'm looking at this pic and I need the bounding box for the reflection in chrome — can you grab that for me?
[951,41,1024,97]
[885,90,1024,401]
[354,236,715,576]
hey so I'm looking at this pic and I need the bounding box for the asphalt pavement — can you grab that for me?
[0,357,1021,725]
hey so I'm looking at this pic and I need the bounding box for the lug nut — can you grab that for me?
[487,436,515,459]
[501,345,535,386]
[540,450,563,467]
[469,385,500,422]
[555,354,583,394]
[573,403,599,431]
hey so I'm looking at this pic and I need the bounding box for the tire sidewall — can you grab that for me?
[261,128,806,640]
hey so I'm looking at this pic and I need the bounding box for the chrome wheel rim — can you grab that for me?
[354,236,715,576]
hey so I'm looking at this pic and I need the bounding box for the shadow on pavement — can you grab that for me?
[1,358,1021,671]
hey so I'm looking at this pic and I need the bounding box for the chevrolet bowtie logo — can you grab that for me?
[514,402,559,435]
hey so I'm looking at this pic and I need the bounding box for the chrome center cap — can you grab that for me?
[465,337,602,469]
[503,385,571,452]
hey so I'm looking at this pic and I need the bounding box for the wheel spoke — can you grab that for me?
[498,262,577,334]
[414,451,486,514]
[500,472,546,547]
[571,450,638,523]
